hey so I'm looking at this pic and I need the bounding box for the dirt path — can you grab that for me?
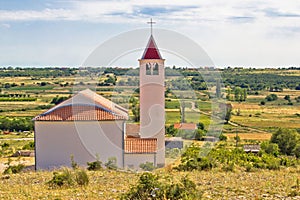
[0,138,33,141]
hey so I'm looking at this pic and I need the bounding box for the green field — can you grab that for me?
[0,67,300,199]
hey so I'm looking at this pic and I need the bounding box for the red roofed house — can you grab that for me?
[174,123,197,130]
[34,33,166,170]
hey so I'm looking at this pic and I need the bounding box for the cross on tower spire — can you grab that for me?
[147,18,156,35]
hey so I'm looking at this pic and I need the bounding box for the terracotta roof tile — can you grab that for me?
[125,138,157,153]
[34,89,129,121]
[79,89,128,117]
[34,105,127,121]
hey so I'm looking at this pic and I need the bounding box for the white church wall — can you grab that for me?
[124,153,156,170]
[35,120,125,170]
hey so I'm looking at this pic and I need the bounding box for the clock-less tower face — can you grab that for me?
[139,36,165,167]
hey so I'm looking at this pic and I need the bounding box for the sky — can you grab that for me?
[0,0,300,68]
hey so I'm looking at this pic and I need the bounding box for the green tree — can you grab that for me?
[194,129,205,140]
[226,88,231,100]
[234,87,241,101]
[270,129,300,155]
[233,87,247,101]
[224,103,232,123]
[166,124,178,136]
[284,95,291,101]
[260,141,279,156]
[294,144,300,158]
[197,122,205,130]
[243,88,247,101]
[265,94,278,101]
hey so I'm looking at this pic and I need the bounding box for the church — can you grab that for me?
[34,33,166,170]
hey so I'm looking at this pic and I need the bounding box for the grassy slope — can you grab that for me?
[0,167,299,199]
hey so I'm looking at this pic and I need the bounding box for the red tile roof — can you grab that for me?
[124,138,157,153]
[141,35,162,59]
[174,123,197,130]
[79,89,128,117]
[34,89,128,121]
[34,105,127,121]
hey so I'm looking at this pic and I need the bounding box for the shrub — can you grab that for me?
[87,160,102,171]
[3,164,25,174]
[197,122,205,130]
[194,129,205,140]
[165,124,178,137]
[198,157,214,170]
[48,168,74,187]
[262,154,280,170]
[219,134,227,141]
[164,176,200,200]
[294,144,300,158]
[105,157,117,170]
[75,168,89,186]
[22,141,34,150]
[260,141,279,156]
[176,143,298,172]
[245,163,253,172]
[166,148,181,159]
[271,128,300,155]
[139,162,156,171]
[222,161,235,172]
[265,94,278,101]
[121,173,162,199]
[70,155,78,170]
[284,95,291,101]
[1,142,9,148]
[120,173,201,200]
[51,96,68,105]
[48,167,89,188]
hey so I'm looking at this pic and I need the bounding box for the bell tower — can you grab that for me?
[139,29,165,167]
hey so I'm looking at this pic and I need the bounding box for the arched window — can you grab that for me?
[146,63,151,75]
[153,63,159,75]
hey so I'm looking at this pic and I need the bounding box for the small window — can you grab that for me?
[146,63,151,75]
[146,63,159,75]
[153,63,159,75]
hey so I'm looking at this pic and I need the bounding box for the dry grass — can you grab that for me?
[195,167,300,199]
[225,133,272,140]
[0,167,299,199]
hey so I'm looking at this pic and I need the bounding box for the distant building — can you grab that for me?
[165,137,184,149]
[174,123,197,130]
[243,144,260,153]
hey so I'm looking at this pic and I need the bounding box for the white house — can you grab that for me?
[34,34,165,170]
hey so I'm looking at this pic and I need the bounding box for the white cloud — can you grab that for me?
[0,1,296,23]
[1,0,300,67]
[0,23,10,28]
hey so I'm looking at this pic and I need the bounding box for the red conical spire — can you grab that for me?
[141,35,162,59]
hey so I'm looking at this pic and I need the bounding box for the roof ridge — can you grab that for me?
[33,104,128,121]
[33,89,129,121]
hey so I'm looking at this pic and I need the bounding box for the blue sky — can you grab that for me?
[0,0,300,67]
